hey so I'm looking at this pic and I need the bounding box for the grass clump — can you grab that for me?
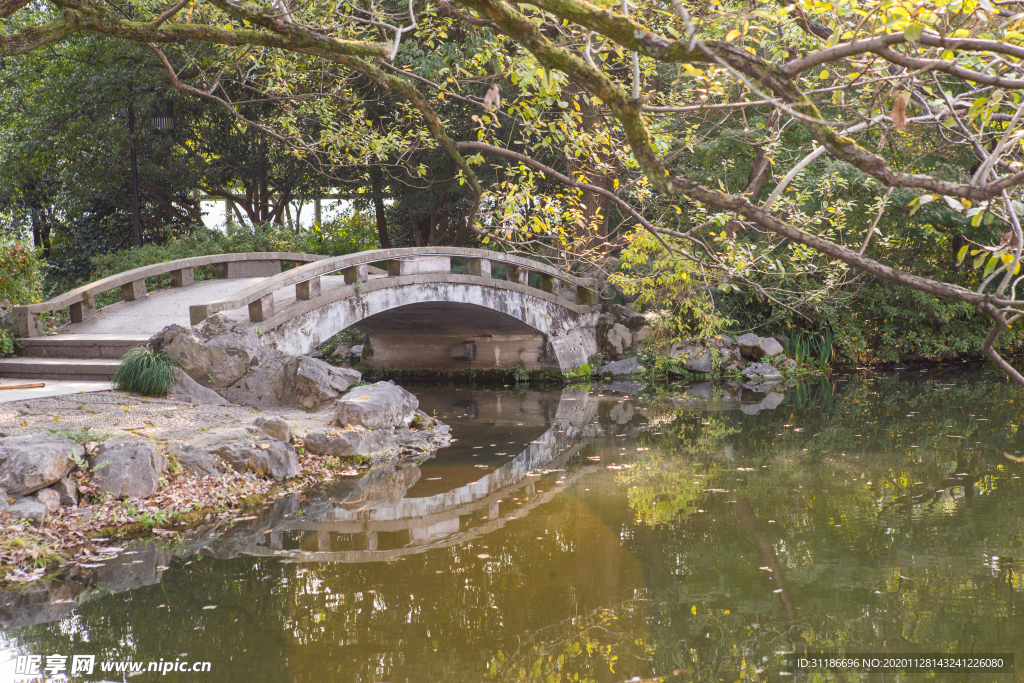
[113,346,178,396]
[49,425,112,444]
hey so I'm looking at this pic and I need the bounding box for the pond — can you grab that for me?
[2,368,1023,682]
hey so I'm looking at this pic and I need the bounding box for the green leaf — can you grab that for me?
[973,252,987,269]
[984,256,998,277]
[904,24,924,42]
[957,245,969,264]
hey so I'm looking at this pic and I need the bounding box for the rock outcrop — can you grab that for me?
[167,368,230,406]
[736,333,784,359]
[7,498,47,524]
[598,357,645,377]
[0,434,82,498]
[150,317,263,390]
[91,440,168,499]
[150,315,361,409]
[209,439,299,481]
[742,362,783,381]
[303,427,397,459]
[305,382,449,460]
[668,343,714,373]
[166,443,226,477]
[333,381,418,430]
[185,425,298,480]
[608,304,646,330]
[253,416,291,443]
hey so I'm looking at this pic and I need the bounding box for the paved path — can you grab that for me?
[0,380,113,403]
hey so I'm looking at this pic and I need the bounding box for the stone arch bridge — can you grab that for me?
[3,248,599,381]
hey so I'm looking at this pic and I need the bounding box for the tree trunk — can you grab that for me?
[566,82,618,252]
[370,167,391,248]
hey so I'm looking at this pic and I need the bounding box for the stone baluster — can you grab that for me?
[468,257,491,278]
[540,274,559,295]
[344,264,368,284]
[248,294,275,323]
[14,309,42,337]
[170,267,195,287]
[121,279,146,302]
[506,264,528,284]
[575,285,596,305]
[69,294,96,323]
[296,277,321,301]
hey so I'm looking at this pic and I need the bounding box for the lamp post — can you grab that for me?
[128,104,142,247]
[127,99,175,247]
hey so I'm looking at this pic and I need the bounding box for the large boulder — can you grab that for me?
[294,357,361,409]
[742,362,783,381]
[149,316,265,389]
[333,381,418,430]
[166,443,226,477]
[668,343,713,374]
[0,434,81,497]
[167,367,230,406]
[602,323,632,359]
[7,498,47,525]
[608,304,646,330]
[632,325,653,345]
[721,346,743,371]
[220,355,299,407]
[90,440,168,499]
[303,427,398,458]
[598,356,645,377]
[253,416,291,443]
[736,333,784,359]
[210,439,299,481]
[155,316,362,409]
[190,426,262,451]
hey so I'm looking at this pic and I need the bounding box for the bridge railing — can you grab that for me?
[188,247,597,326]
[12,252,326,337]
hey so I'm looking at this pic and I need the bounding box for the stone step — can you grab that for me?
[17,334,149,360]
[0,358,121,381]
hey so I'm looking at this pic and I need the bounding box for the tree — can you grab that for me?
[6,0,1024,381]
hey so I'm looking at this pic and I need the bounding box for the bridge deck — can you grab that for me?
[54,275,359,335]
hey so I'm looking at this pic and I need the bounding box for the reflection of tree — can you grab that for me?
[10,377,1024,682]
[484,601,654,683]
[15,557,295,681]
[616,416,735,527]
[620,372,1024,677]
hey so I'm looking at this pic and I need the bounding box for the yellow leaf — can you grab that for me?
[725,29,741,42]
[819,69,829,79]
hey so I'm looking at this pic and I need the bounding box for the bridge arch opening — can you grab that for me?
[352,301,556,372]
[262,278,598,373]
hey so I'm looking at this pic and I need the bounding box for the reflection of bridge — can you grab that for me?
[3,248,599,380]
[178,390,600,564]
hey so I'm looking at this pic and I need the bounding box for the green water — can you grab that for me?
[3,369,1024,682]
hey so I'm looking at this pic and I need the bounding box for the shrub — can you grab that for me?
[113,346,178,396]
[52,216,379,298]
[0,327,15,357]
[0,238,43,306]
